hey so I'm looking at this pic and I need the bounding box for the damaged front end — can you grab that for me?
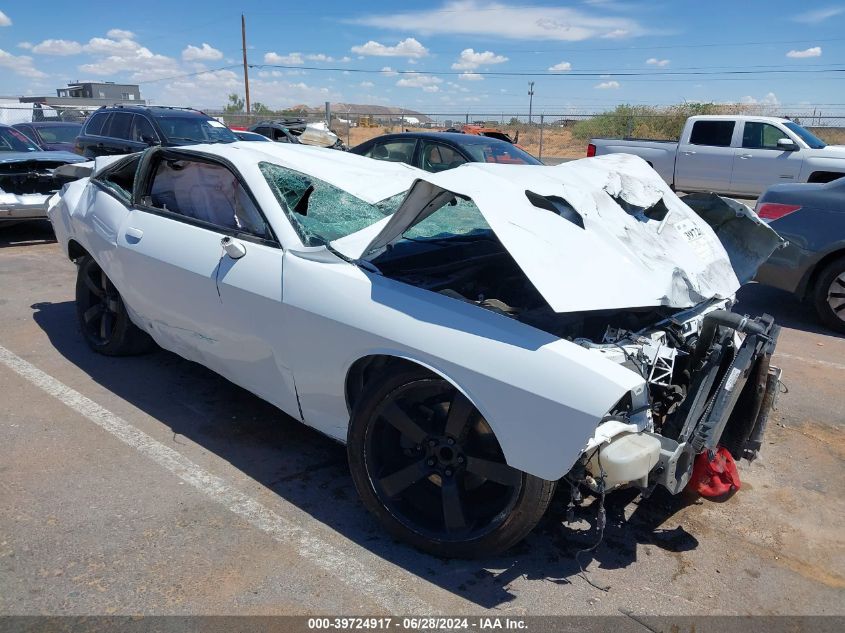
[571,302,781,498]
[0,155,85,224]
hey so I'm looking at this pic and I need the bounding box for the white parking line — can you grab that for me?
[774,352,845,371]
[0,343,433,614]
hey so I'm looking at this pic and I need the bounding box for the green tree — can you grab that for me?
[223,93,244,114]
[250,102,274,116]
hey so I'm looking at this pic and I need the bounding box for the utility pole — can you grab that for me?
[241,13,251,115]
[527,81,535,125]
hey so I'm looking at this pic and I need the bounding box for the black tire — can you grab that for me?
[812,256,845,334]
[347,366,556,558]
[75,255,155,355]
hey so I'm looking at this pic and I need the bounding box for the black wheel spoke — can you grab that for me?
[379,460,429,497]
[442,479,467,533]
[382,401,428,445]
[100,311,112,340]
[100,269,109,294]
[83,272,104,298]
[444,390,474,439]
[83,304,104,324]
[830,292,845,299]
[465,456,522,487]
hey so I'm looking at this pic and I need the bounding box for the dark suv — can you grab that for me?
[75,105,237,158]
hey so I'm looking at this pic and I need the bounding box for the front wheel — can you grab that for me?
[813,257,845,334]
[347,367,555,558]
[75,255,155,355]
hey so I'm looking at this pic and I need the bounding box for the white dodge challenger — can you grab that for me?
[48,142,783,557]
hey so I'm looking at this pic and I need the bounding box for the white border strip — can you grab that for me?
[0,344,433,614]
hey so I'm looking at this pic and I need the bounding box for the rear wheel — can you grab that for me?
[347,367,555,558]
[813,257,845,334]
[75,255,155,355]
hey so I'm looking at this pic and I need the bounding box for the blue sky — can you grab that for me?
[0,1,843,114]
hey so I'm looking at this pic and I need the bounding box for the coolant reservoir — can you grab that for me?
[587,433,661,489]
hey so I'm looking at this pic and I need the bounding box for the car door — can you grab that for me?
[674,119,737,193]
[115,148,302,418]
[729,121,803,196]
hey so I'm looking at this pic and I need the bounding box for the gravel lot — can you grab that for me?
[1,221,843,618]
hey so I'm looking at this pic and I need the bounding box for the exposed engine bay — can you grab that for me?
[0,160,81,222]
[376,234,782,496]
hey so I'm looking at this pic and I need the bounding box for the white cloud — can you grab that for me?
[0,48,47,78]
[182,43,223,61]
[740,92,779,106]
[792,7,844,23]
[548,61,572,72]
[358,81,375,88]
[396,72,443,92]
[264,51,305,65]
[79,35,180,81]
[305,53,335,62]
[18,42,33,50]
[353,1,647,41]
[0,11,11,27]
[646,57,669,66]
[106,29,135,39]
[32,39,83,56]
[351,37,429,58]
[451,48,507,70]
[380,66,398,76]
[595,80,620,89]
[458,72,483,80]
[786,46,822,58]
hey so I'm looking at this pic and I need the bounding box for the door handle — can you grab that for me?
[125,227,143,243]
[739,154,752,159]
[682,151,696,156]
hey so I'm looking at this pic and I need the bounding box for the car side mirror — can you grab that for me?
[777,138,798,151]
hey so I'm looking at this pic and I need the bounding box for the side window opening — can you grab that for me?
[742,122,786,150]
[689,120,735,147]
[94,155,141,201]
[147,158,270,238]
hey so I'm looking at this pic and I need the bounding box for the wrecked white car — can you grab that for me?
[48,142,783,557]
[1,124,86,225]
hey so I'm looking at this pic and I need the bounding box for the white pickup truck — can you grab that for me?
[588,115,845,196]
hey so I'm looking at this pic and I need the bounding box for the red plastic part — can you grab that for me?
[687,447,741,497]
[586,143,597,157]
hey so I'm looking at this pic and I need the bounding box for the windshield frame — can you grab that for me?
[784,121,827,149]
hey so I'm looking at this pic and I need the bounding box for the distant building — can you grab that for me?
[19,82,145,108]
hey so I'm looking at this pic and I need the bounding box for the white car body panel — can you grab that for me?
[47,142,778,481]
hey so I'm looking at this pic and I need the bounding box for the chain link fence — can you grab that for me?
[2,103,843,162]
[212,109,845,160]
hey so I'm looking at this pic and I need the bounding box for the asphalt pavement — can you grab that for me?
[1,221,843,618]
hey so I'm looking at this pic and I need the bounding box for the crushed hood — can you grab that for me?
[331,154,784,313]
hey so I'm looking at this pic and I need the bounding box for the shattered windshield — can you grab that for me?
[402,197,491,242]
[260,162,406,246]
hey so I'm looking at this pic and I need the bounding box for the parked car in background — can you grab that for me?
[48,147,782,556]
[588,115,845,196]
[12,121,83,153]
[351,132,542,172]
[75,105,237,158]
[0,123,86,226]
[752,179,845,333]
[248,119,343,149]
[233,130,272,142]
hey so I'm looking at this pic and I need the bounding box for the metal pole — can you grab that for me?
[241,14,251,115]
[528,81,535,125]
[325,101,330,126]
[346,109,350,147]
[539,113,544,161]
